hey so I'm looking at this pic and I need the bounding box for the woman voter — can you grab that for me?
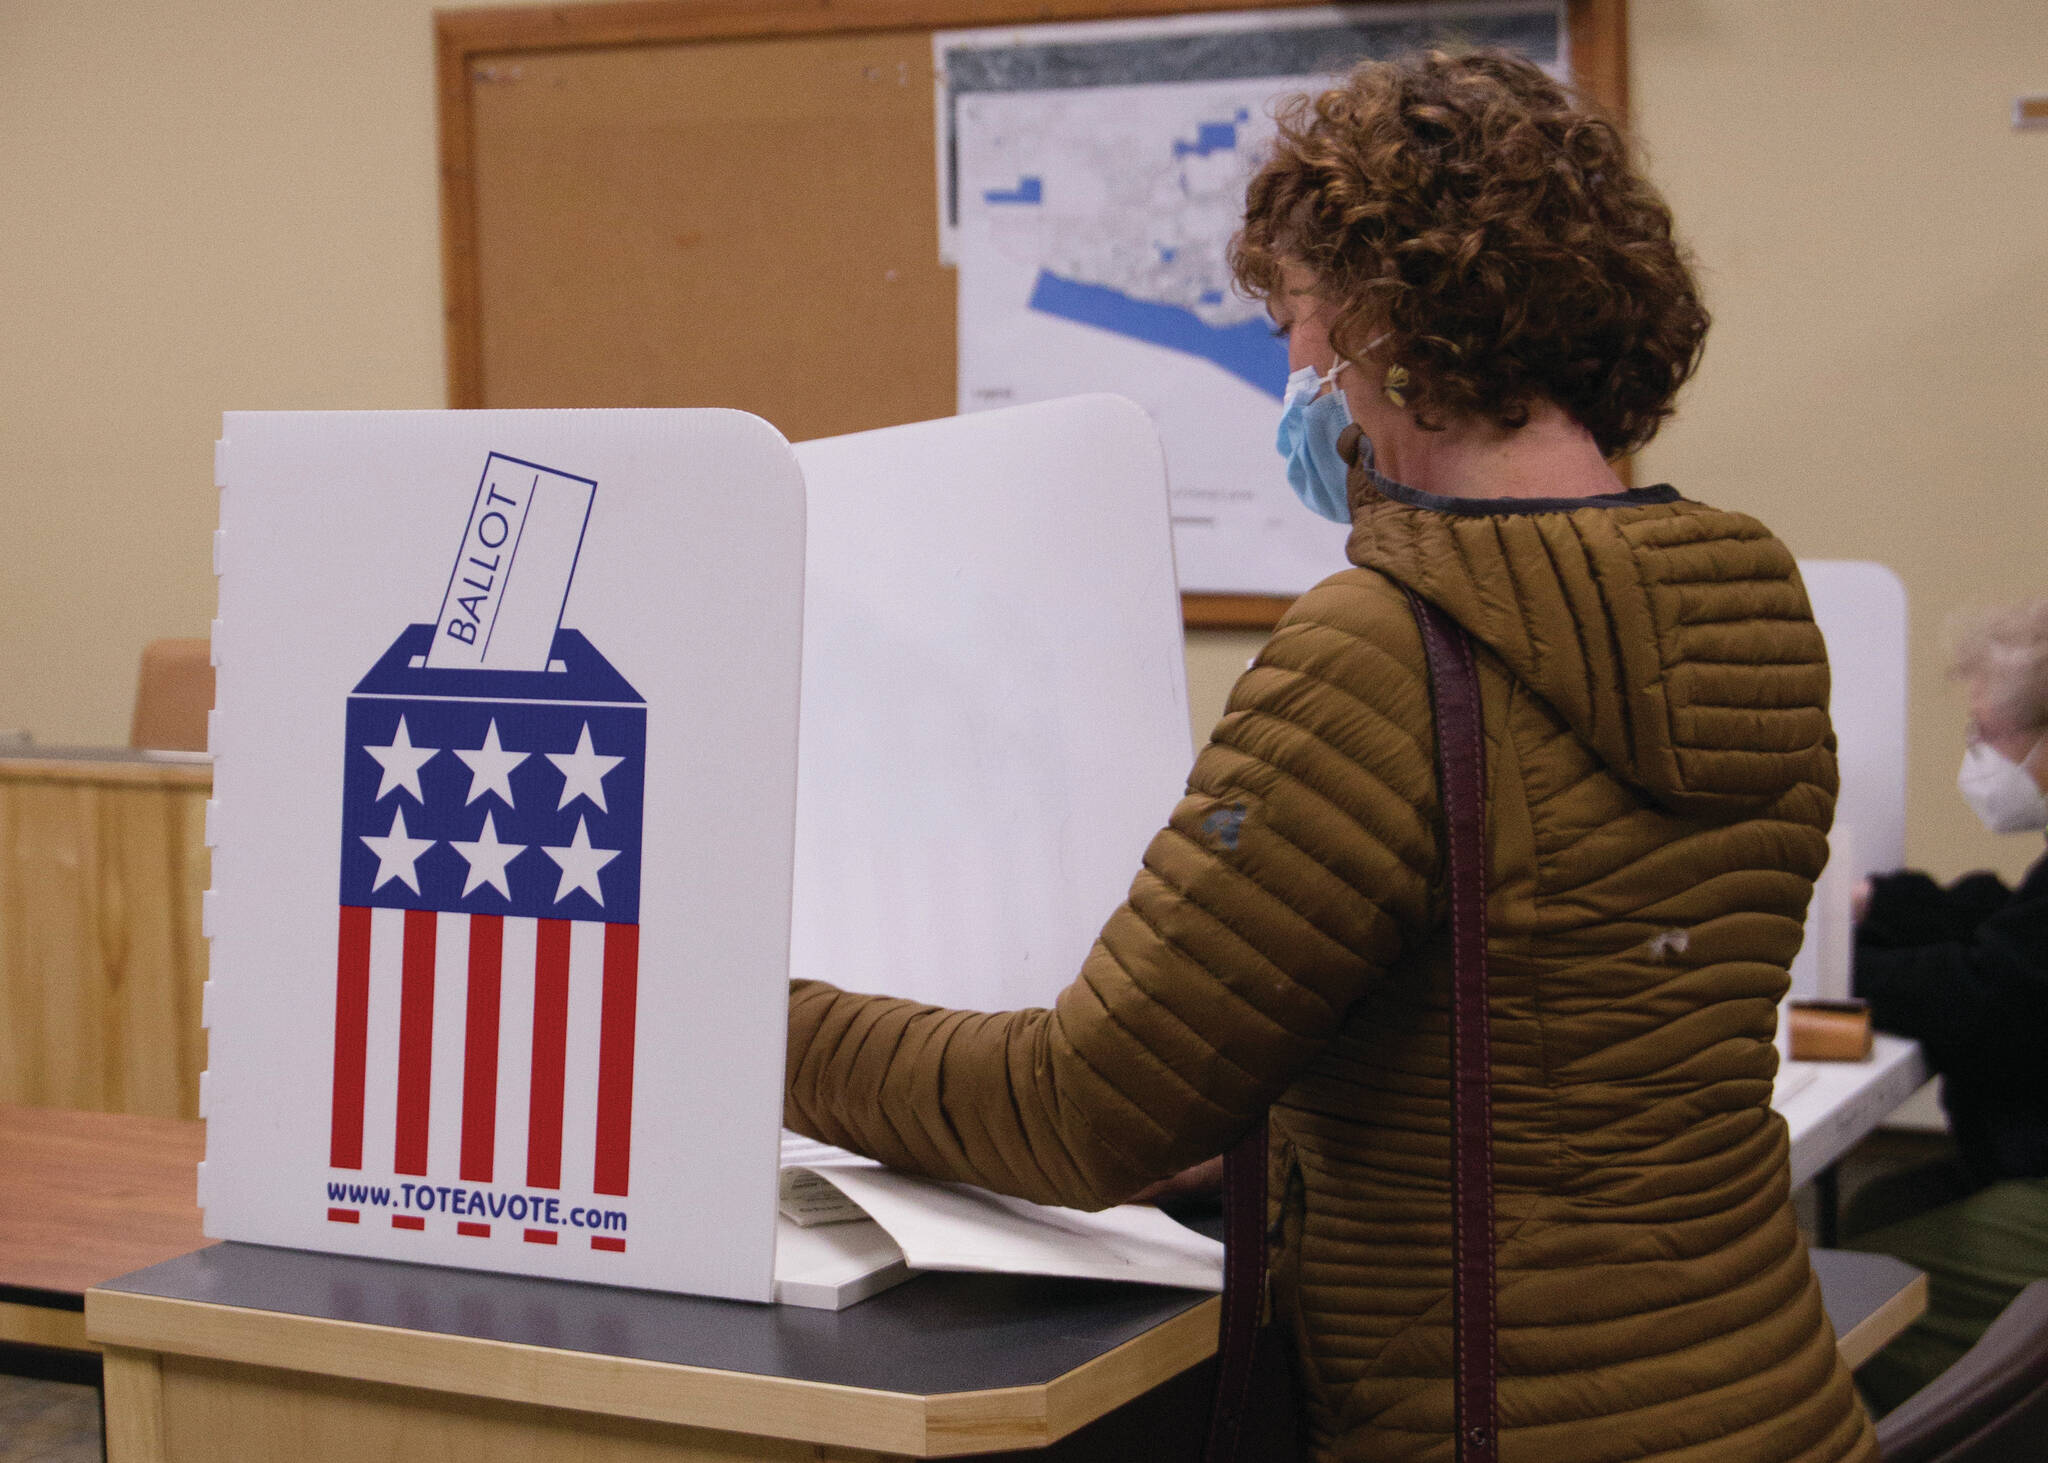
[785,50,1874,1461]
[1846,598,2048,1414]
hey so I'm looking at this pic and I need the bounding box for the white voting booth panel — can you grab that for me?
[771,398,1194,1308]
[205,410,806,1300]
[789,395,1191,1013]
[1789,561,1908,1002]
[202,399,1190,1305]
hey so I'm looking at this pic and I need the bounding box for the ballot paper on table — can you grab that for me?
[778,1134,1224,1293]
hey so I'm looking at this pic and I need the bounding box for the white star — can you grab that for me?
[454,719,527,807]
[448,811,527,900]
[541,816,619,907]
[361,806,435,894]
[547,723,624,813]
[364,716,440,803]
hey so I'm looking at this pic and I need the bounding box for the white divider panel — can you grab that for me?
[790,395,1191,1013]
[204,409,805,1300]
[1791,560,1909,1001]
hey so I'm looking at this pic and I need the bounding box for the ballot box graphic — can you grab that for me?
[327,623,647,1251]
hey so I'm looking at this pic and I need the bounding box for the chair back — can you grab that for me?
[130,638,214,752]
[1879,1281,2048,1462]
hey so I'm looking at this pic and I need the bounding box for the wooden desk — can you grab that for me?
[0,749,210,1119]
[0,1106,208,1354]
[90,1241,1218,1461]
[86,1236,1924,1462]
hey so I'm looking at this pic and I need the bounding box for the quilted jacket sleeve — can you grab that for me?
[784,575,1443,1210]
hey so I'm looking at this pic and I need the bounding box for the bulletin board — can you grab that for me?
[437,0,1628,628]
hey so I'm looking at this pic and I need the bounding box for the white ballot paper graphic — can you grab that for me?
[426,454,595,671]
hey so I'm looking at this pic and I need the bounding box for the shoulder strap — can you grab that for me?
[1203,592,1498,1463]
[1406,588,1499,1463]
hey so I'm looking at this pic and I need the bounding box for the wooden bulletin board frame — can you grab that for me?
[436,0,1627,630]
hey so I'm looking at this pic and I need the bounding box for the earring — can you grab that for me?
[1383,364,1410,408]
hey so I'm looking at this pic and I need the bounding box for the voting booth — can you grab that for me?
[201,397,1193,1305]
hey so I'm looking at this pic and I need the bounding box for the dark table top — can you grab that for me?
[97,1238,1216,1396]
[85,1205,1916,1399]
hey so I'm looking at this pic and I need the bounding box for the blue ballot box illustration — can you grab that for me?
[337,625,647,921]
[323,457,650,1255]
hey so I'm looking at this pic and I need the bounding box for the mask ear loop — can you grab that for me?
[1348,332,1407,406]
[1316,334,1397,401]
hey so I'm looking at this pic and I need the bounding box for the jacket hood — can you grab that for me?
[1337,427,1834,813]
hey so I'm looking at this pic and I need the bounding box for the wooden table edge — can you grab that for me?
[1834,1268,1929,1373]
[0,756,211,789]
[0,1298,91,1351]
[85,1285,1219,1457]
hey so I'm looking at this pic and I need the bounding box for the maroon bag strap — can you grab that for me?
[1203,1123,1269,1463]
[1406,588,1499,1463]
[1202,591,1497,1463]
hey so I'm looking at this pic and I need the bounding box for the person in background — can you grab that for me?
[1847,598,2048,1414]
[786,50,1876,1459]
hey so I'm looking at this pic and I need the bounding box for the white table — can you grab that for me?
[1775,1032,1928,1190]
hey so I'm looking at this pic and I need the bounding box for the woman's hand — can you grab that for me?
[1852,877,1874,925]
[1128,1155,1226,1206]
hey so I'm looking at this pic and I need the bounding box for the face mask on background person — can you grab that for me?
[1276,360,1354,524]
[1958,738,2048,834]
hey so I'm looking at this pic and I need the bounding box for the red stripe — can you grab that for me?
[457,1222,490,1238]
[593,923,639,1196]
[327,1208,360,1224]
[393,909,439,1175]
[392,1214,425,1231]
[460,914,505,1182]
[526,918,571,1189]
[591,1236,625,1253]
[329,906,374,1168]
[524,1229,557,1245]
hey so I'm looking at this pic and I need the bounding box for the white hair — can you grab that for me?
[1951,598,2048,733]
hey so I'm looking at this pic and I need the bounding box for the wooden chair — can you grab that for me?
[129,638,214,752]
[1879,1281,2048,1462]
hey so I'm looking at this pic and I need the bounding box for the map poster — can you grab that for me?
[939,4,1564,599]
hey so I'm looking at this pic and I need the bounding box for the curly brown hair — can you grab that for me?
[1231,50,1707,457]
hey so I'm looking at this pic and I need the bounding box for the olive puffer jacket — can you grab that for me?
[786,454,1875,1462]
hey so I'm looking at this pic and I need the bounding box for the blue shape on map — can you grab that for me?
[1172,121,1239,158]
[1027,270,1288,398]
[984,176,1043,204]
[1200,289,1223,305]
[1158,245,1177,262]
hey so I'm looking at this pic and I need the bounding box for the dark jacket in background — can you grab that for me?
[1855,852,2048,1185]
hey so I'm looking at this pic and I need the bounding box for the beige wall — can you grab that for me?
[6,1,2044,883]
[1631,0,2047,884]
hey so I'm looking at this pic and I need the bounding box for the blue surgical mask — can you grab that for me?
[1276,360,1354,523]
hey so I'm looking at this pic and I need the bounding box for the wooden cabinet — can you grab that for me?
[0,754,209,1119]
